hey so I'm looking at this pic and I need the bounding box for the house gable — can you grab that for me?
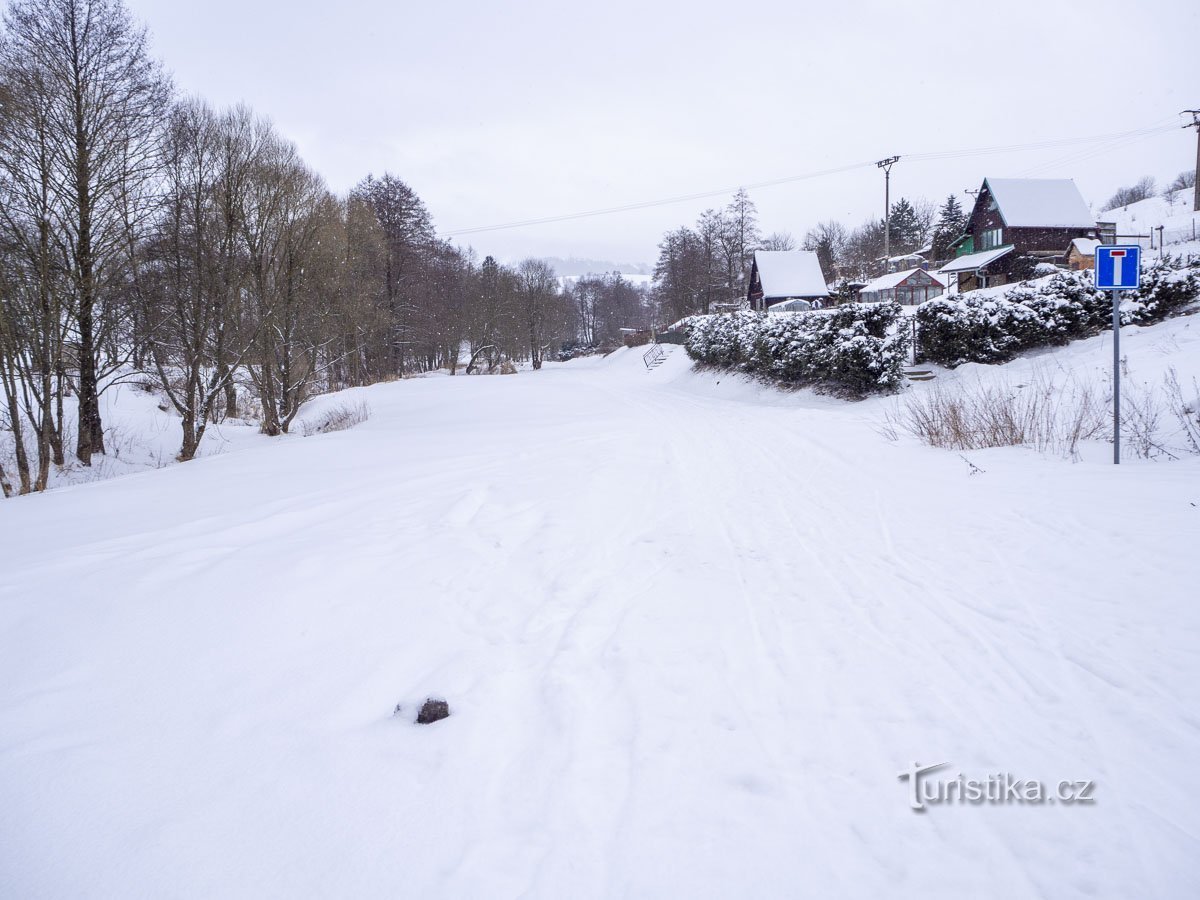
[957,178,1101,276]
[964,183,1007,253]
[747,251,829,308]
[984,178,1095,229]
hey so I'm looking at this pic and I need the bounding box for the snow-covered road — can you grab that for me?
[2,345,1197,898]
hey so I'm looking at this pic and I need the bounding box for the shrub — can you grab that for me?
[299,401,370,436]
[684,302,910,395]
[914,295,1044,366]
[883,370,1107,457]
[1123,254,1200,324]
[915,256,1200,368]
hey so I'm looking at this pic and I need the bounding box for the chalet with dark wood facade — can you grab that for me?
[940,178,1100,291]
[746,250,830,311]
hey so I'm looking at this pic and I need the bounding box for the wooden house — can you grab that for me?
[941,178,1100,291]
[1065,238,1100,271]
[747,250,830,311]
[880,252,928,274]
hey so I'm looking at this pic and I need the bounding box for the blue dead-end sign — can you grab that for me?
[1095,245,1142,291]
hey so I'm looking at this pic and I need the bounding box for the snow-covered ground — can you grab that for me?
[1103,187,1200,250]
[1,321,1198,898]
[0,378,269,493]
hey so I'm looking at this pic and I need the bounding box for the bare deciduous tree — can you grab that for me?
[1102,176,1156,212]
[516,258,561,370]
[4,0,170,463]
[759,231,796,251]
[803,220,847,282]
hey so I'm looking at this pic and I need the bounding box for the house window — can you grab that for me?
[980,227,1003,250]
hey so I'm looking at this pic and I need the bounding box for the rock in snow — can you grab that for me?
[416,699,450,724]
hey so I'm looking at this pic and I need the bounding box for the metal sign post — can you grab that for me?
[1112,286,1121,465]
[1095,245,1142,465]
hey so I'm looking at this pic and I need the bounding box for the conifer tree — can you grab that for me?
[887,198,922,255]
[930,194,968,261]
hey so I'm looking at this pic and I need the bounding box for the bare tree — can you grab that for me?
[1102,176,1156,212]
[143,99,270,459]
[464,254,516,373]
[1163,170,1196,210]
[913,197,936,248]
[3,0,170,463]
[803,220,847,282]
[1165,169,1196,195]
[695,209,730,314]
[652,226,704,322]
[349,173,434,375]
[516,258,561,370]
[0,36,70,489]
[722,188,760,291]
[237,122,336,435]
[759,231,796,251]
[841,219,886,279]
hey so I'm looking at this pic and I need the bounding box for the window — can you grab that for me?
[980,227,1004,250]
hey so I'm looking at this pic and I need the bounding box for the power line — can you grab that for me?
[906,120,1178,162]
[1017,128,1174,177]
[441,160,874,237]
[439,119,1183,239]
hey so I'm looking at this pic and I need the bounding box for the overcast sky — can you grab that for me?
[126,0,1198,266]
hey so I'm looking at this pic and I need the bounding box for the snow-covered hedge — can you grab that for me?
[684,302,910,395]
[1127,254,1200,323]
[916,255,1200,368]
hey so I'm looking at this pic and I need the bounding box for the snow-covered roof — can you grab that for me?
[753,250,829,298]
[984,178,1095,229]
[938,245,1014,274]
[1069,238,1101,256]
[860,267,947,293]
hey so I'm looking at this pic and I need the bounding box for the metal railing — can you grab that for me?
[643,344,665,369]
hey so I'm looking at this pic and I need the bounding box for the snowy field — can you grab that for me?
[2,322,1199,898]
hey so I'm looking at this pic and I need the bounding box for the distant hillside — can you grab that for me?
[557,273,653,291]
[540,256,653,278]
[1102,188,1199,248]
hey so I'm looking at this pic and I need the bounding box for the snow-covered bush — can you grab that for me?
[1014,272,1109,345]
[684,302,910,395]
[914,294,1045,367]
[916,256,1200,368]
[1123,254,1200,324]
[684,311,759,368]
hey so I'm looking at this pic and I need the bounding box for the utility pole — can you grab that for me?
[1184,110,1200,212]
[877,156,900,268]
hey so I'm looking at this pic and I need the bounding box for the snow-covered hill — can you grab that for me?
[1103,187,1199,252]
[1,322,1198,898]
